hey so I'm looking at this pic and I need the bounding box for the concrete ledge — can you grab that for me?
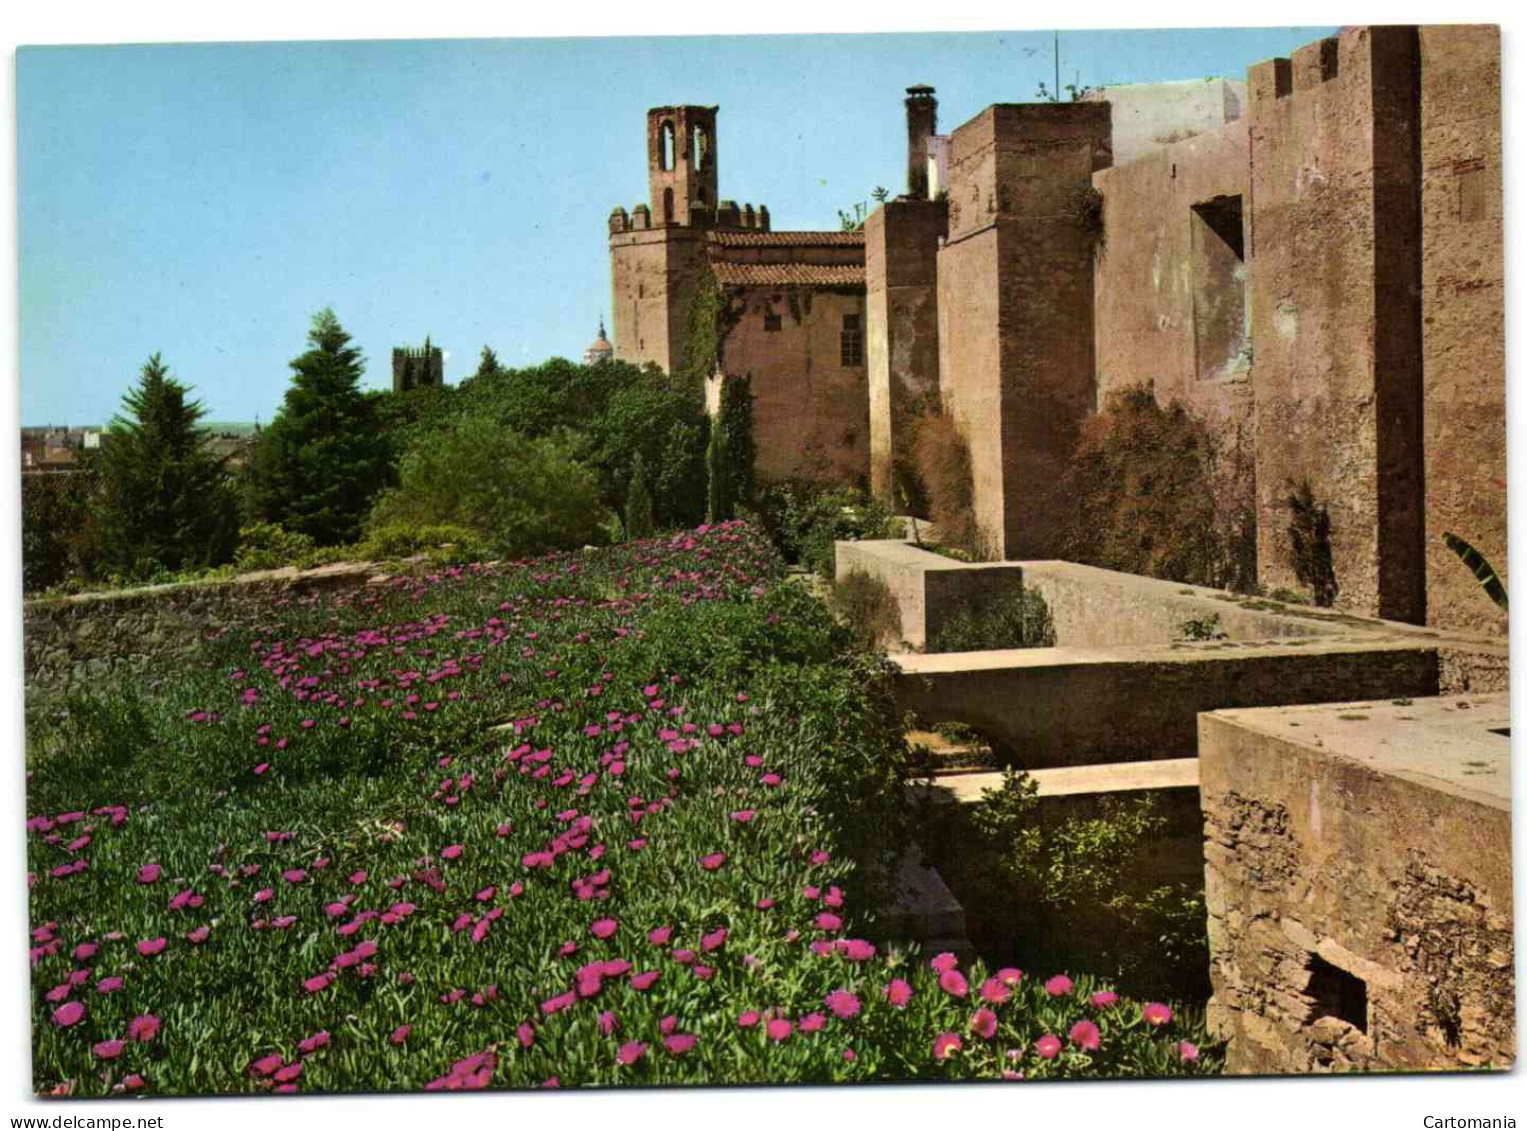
[834,540,1363,650]
[1199,694,1513,1073]
[912,757,1199,805]
[894,638,1441,766]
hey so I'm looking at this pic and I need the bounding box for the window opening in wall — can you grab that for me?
[692,124,709,171]
[1305,954,1368,1033]
[1190,193,1249,381]
[840,313,864,366]
[764,311,782,333]
[660,121,675,171]
[663,188,674,225]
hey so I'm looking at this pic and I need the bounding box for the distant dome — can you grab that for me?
[584,318,614,365]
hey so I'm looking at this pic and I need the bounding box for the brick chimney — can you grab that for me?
[905,85,938,199]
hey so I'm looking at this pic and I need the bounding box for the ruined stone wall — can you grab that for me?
[1247,28,1427,624]
[1200,699,1514,1072]
[1092,117,1256,534]
[938,103,1111,559]
[866,199,947,502]
[1418,26,1507,637]
[608,227,709,373]
[720,286,870,484]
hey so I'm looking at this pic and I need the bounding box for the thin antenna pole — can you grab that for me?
[1054,31,1060,100]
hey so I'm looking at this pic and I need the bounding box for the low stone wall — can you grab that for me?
[1199,695,1514,1073]
[22,562,388,707]
[834,541,1354,650]
[835,540,1027,649]
[894,639,1441,767]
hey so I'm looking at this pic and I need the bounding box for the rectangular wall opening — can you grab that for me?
[1305,954,1368,1033]
[1190,194,1249,382]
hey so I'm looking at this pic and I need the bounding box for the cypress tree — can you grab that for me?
[94,353,238,578]
[624,451,656,540]
[246,308,392,545]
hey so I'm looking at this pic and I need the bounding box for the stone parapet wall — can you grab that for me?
[22,563,390,707]
[1199,696,1513,1072]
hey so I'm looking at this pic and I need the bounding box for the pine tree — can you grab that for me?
[706,415,731,523]
[624,451,656,540]
[94,353,237,577]
[245,308,392,546]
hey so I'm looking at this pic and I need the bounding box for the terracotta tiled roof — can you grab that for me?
[711,262,866,288]
[708,229,865,248]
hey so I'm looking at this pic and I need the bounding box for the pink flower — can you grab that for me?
[93,1039,125,1060]
[814,912,843,932]
[598,1011,619,1037]
[616,1041,647,1066]
[391,1026,412,1045]
[979,977,1010,1005]
[701,927,728,952]
[971,1008,998,1039]
[137,864,161,884]
[303,972,335,994]
[1090,990,1118,1008]
[800,1012,826,1033]
[737,1010,761,1029]
[186,926,210,944]
[884,978,913,1008]
[72,942,98,961]
[440,844,463,861]
[825,989,861,1019]
[930,952,959,973]
[648,925,672,946]
[932,1032,963,1060]
[282,868,307,884]
[127,1015,161,1042]
[1035,1034,1062,1059]
[766,1018,794,1042]
[299,1030,330,1055]
[699,852,727,871]
[1178,1040,1200,1062]
[1069,1020,1101,1051]
[731,810,755,823]
[1044,974,1074,997]
[590,918,618,940]
[136,937,166,957]
[836,939,877,962]
[517,1022,536,1048]
[1142,1001,1173,1026]
[939,969,969,998]
[96,977,123,995]
[663,1034,697,1056]
[630,970,660,991]
[52,1001,84,1027]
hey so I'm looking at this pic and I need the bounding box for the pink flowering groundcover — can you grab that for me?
[26,523,1214,1095]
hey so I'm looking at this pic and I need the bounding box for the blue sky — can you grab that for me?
[18,26,1334,427]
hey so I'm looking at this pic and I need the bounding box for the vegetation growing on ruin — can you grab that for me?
[920,770,1212,1007]
[828,569,904,651]
[927,589,1057,653]
[1286,480,1339,608]
[909,400,986,560]
[1058,386,1256,592]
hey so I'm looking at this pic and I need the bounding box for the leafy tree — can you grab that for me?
[624,451,656,539]
[93,353,238,578]
[245,308,392,545]
[368,415,605,558]
[716,373,756,508]
[706,412,731,523]
[22,461,103,592]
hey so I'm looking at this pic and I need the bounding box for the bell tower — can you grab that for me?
[648,105,719,226]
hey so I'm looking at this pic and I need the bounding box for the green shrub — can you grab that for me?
[938,769,1211,1003]
[368,416,608,559]
[751,479,905,578]
[927,588,1056,653]
[828,569,903,651]
[232,522,317,572]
